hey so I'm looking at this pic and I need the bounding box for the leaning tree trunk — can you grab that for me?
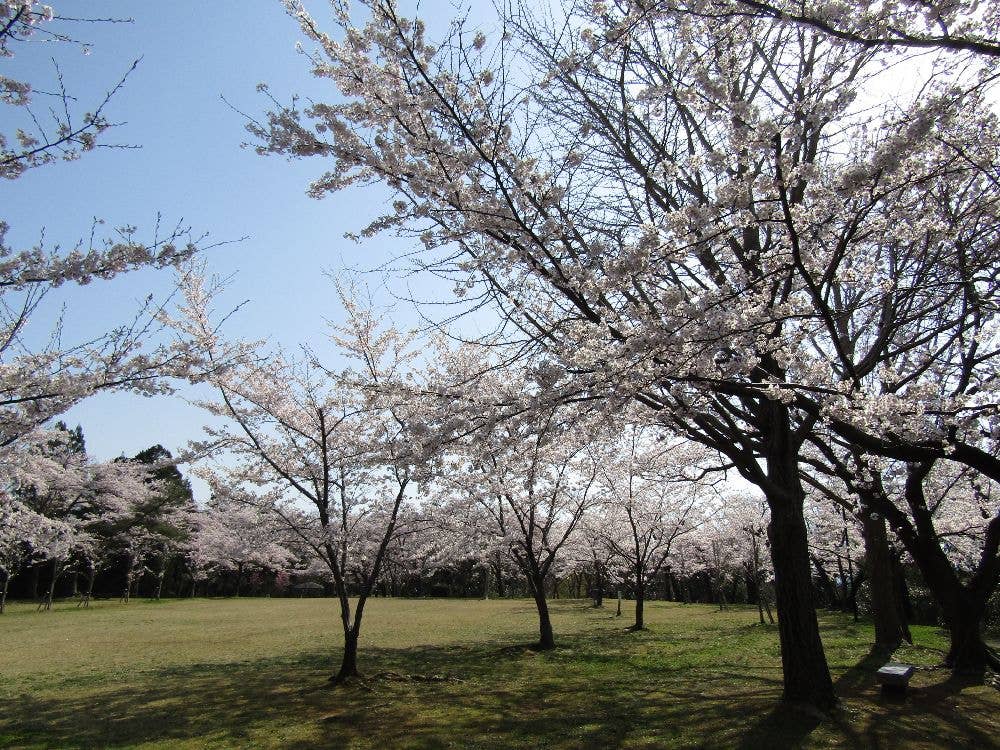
[527,572,555,649]
[898,462,998,673]
[762,401,836,710]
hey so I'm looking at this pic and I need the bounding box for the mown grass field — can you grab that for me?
[0,597,997,749]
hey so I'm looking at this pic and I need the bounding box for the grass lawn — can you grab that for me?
[0,597,997,749]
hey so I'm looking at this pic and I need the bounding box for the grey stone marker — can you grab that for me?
[876,663,915,695]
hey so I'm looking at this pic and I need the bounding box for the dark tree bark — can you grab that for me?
[335,627,360,682]
[858,500,911,651]
[42,559,61,612]
[811,555,839,608]
[632,575,646,630]
[493,561,506,598]
[528,572,555,649]
[762,401,836,710]
[0,571,9,614]
[904,464,997,671]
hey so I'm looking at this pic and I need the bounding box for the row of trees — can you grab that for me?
[151,267,995,690]
[2,0,999,717]
[244,0,1000,711]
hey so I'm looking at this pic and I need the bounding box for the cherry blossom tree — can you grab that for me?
[0,2,216,456]
[171,269,429,683]
[432,391,601,649]
[593,424,711,630]
[869,459,998,670]
[1,424,159,609]
[672,0,1000,57]
[191,498,294,596]
[257,0,1000,706]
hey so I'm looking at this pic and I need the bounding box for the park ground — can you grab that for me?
[0,598,997,749]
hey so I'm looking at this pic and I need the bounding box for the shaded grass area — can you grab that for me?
[0,598,997,748]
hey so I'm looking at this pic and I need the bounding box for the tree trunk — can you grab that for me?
[43,559,61,611]
[633,576,645,630]
[762,402,836,710]
[529,575,555,649]
[155,557,166,601]
[493,563,506,598]
[85,568,96,608]
[945,604,994,672]
[333,627,360,682]
[858,505,910,651]
[898,462,997,673]
[767,494,836,708]
[0,571,9,614]
[593,566,604,607]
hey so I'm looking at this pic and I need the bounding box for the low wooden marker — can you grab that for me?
[876,663,915,695]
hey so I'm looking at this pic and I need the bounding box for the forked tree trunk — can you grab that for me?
[334,627,360,683]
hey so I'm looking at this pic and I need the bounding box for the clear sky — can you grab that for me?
[3,1,482,499]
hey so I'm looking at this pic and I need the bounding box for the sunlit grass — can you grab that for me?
[1,597,996,748]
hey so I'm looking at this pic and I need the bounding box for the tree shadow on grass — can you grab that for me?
[3,631,997,750]
[738,646,1000,750]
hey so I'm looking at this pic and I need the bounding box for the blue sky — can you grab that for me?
[3,1,484,499]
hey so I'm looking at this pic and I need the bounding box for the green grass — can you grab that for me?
[0,597,997,749]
